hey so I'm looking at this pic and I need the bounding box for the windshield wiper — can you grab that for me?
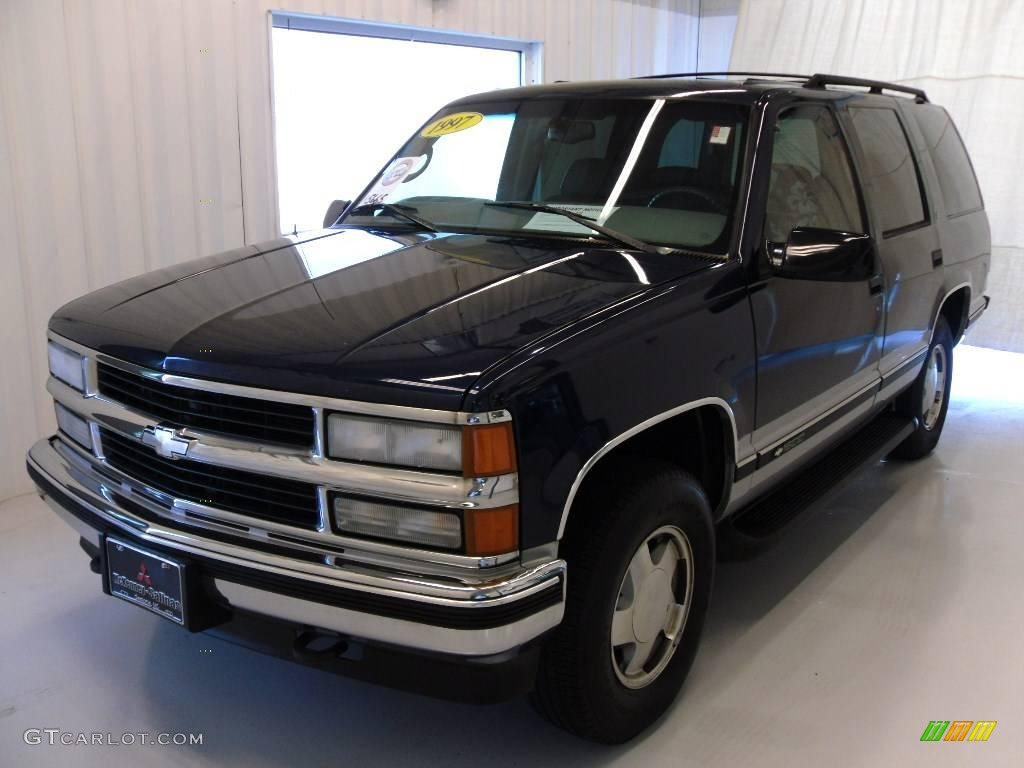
[484,201,663,255]
[343,202,438,232]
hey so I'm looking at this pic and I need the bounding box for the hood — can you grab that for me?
[51,228,714,409]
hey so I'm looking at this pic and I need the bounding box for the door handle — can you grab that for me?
[868,274,884,295]
[931,249,944,268]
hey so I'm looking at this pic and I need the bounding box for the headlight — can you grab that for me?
[55,402,92,449]
[48,341,86,392]
[327,414,461,472]
[326,414,516,476]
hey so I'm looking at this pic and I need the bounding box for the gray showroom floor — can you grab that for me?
[1,344,1022,767]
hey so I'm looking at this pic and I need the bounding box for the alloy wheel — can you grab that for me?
[610,525,694,689]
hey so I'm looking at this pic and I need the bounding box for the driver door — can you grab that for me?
[747,103,883,477]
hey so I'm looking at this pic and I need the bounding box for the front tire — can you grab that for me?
[889,315,953,460]
[530,458,714,744]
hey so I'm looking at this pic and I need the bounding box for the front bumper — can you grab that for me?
[26,437,566,659]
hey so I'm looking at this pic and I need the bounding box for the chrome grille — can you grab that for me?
[100,429,320,530]
[96,363,315,448]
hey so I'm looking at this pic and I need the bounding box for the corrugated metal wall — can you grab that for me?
[0,0,703,501]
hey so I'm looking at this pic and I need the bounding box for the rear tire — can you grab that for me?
[889,315,953,460]
[530,457,714,744]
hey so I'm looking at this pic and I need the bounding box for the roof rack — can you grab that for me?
[804,74,929,102]
[633,71,810,82]
[632,71,929,103]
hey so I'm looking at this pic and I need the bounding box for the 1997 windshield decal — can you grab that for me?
[420,111,483,138]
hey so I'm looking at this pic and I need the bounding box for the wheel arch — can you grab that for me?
[556,398,737,540]
[934,283,971,344]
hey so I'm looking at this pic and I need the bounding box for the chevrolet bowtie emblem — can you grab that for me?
[141,425,193,460]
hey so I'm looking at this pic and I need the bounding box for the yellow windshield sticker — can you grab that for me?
[420,112,484,138]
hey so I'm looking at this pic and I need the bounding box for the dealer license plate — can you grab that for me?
[105,537,186,625]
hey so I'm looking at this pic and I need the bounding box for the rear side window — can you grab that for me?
[848,107,928,236]
[913,105,983,216]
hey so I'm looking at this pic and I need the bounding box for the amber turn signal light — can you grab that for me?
[464,504,519,556]
[462,422,517,477]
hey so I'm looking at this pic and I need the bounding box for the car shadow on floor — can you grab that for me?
[709,460,909,626]
[123,461,912,767]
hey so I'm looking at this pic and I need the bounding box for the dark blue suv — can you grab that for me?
[29,72,989,743]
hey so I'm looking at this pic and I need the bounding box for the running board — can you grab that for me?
[719,413,916,558]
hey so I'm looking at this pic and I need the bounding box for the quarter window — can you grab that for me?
[913,105,983,217]
[848,107,928,235]
[765,106,864,243]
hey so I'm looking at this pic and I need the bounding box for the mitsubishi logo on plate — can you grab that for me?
[141,425,194,460]
[136,562,153,587]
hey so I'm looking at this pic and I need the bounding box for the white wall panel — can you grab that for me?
[0,64,40,503]
[182,0,246,256]
[697,0,739,72]
[63,0,148,288]
[0,0,703,501]
[0,0,92,501]
[235,0,283,244]
[125,0,202,269]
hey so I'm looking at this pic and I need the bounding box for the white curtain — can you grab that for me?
[731,0,1024,353]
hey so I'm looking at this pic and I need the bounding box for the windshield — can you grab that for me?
[343,97,749,253]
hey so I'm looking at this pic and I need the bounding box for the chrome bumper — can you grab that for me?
[27,437,565,656]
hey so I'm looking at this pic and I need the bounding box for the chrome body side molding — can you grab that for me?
[725,388,880,515]
[727,345,929,513]
[877,346,928,401]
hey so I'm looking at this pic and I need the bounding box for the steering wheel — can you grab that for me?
[647,186,726,214]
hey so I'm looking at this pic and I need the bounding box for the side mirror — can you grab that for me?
[323,199,351,228]
[769,227,874,282]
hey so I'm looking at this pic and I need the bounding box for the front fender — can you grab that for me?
[467,262,755,549]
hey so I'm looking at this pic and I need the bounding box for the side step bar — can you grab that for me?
[719,413,917,558]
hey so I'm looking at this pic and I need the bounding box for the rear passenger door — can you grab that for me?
[843,104,942,389]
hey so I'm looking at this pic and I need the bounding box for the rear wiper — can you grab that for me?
[343,202,438,232]
[484,201,663,255]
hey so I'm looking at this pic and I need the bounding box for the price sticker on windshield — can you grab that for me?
[359,156,425,207]
[421,112,484,138]
[709,125,732,145]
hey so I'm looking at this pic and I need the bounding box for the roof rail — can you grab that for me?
[631,71,929,103]
[804,73,928,102]
[633,71,810,81]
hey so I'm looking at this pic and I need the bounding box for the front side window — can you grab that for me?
[765,105,865,243]
[848,107,928,235]
[343,97,750,253]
